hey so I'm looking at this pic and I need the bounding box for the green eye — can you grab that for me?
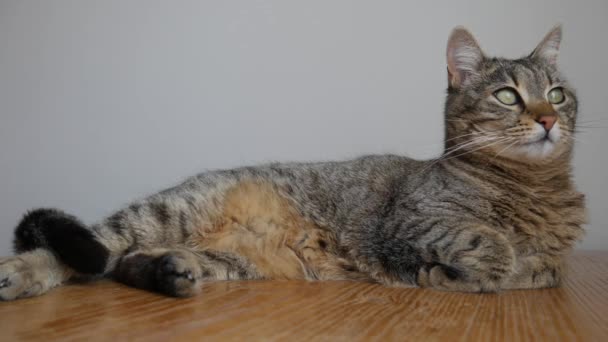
[494,88,519,105]
[547,88,565,104]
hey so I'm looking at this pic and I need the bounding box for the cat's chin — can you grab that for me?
[496,139,569,164]
[519,139,557,159]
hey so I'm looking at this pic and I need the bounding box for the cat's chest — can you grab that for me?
[487,187,586,254]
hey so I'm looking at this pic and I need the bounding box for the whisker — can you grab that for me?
[574,125,607,129]
[493,139,519,159]
[442,135,498,157]
[418,136,511,173]
[407,131,492,152]
[444,131,492,144]
[577,118,608,123]
[567,135,587,145]
[436,137,514,165]
[560,126,588,134]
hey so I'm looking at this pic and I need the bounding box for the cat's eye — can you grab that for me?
[494,88,519,105]
[547,87,565,104]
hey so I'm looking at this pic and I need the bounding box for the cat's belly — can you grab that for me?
[190,181,364,281]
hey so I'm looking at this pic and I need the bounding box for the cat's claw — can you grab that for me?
[0,277,11,289]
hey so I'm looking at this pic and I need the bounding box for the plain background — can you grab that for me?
[1,0,606,256]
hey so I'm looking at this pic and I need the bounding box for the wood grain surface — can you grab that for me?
[0,251,606,341]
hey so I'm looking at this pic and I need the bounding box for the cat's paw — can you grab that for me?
[418,263,483,292]
[155,251,202,297]
[0,256,41,301]
[418,228,515,293]
[453,231,515,292]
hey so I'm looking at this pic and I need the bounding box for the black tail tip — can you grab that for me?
[13,208,81,253]
[13,208,109,274]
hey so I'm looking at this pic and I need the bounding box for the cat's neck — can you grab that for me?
[442,151,575,190]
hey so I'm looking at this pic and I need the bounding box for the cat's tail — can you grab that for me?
[13,208,112,275]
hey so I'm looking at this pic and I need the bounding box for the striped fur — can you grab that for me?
[0,26,585,300]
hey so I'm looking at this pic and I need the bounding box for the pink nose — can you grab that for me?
[537,115,557,132]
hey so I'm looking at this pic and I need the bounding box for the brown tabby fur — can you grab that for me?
[0,26,586,301]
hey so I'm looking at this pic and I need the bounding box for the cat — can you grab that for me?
[0,26,586,300]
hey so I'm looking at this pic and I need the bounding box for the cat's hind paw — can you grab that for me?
[0,256,41,301]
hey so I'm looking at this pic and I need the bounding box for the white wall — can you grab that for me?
[1,0,606,255]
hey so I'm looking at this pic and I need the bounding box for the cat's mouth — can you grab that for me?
[526,135,553,145]
[522,126,560,146]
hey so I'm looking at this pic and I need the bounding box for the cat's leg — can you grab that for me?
[113,248,259,297]
[2,167,327,300]
[1,208,113,300]
[2,169,275,301]
[0,249,73,301]
[414,222,516,292]
[500,253,564,289]
[2,191,206,300]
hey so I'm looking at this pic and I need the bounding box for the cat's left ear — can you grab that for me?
[530,25,562,65]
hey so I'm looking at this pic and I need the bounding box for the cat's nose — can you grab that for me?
[536,115,557,132]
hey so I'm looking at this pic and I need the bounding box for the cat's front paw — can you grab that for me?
[0,256,41,301]
[418,263,484,292]
[155,251,202,297]
[418,228,515,293]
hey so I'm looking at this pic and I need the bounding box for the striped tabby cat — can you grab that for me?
[0,26,585,300]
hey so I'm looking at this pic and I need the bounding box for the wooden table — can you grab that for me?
[1,251,606,341]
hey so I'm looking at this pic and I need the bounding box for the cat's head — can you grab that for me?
[444,26,577,164]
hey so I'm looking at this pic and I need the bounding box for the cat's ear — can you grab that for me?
[446,27,484,89]
[530,25,562,65]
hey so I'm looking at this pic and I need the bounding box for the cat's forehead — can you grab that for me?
[482,58,560,98]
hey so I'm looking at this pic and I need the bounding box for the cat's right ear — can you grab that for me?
[446,27,484,89]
